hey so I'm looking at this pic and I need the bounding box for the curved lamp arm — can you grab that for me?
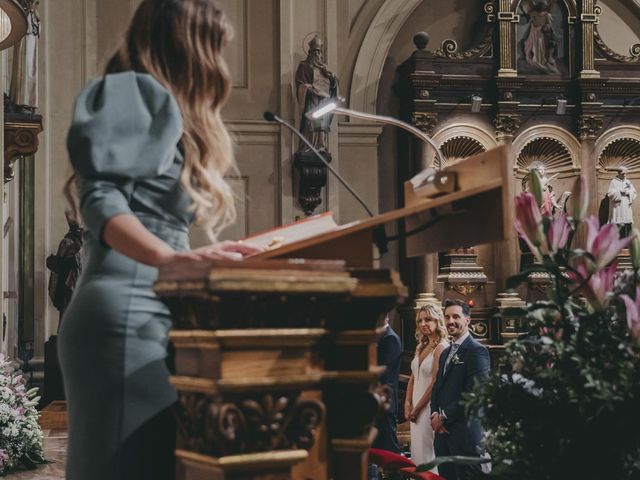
[309,103,446,170]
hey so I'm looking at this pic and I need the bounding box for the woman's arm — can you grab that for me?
[411,344,446,414]
[404,373,415,420]
[103,213,261,266]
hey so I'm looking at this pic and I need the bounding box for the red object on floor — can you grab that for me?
[368,448,415,470]
[399,466,446,480]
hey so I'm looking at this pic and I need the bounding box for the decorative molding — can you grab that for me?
[593,27,640,64]
[432,27,493,60]
[513,125,581,172]
[4,116,43,184]
[411,112,438,136]
[596,137,640,175]
[176,392,325,457]
[494,113,521,139]
[577,115,604,140]
[515,138,575,176]
[439,137,486,170]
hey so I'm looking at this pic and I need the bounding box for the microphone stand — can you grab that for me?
[264,111,389,254]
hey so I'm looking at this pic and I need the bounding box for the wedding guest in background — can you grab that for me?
[373,313,402,453]
[58,1,261,478]
[431,299,490,480]
[405,304,448,471]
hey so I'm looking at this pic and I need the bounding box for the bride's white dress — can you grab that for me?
[410,342,448,469]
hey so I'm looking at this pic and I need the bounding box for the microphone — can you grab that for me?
[264,111,388,253]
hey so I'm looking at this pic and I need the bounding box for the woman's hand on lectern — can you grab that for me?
[158,241,264,265]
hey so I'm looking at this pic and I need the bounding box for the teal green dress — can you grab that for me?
[58,71,191,479]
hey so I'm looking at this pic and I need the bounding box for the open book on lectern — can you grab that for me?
[245,145,514,268]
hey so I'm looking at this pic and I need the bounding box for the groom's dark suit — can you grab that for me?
[431,333,490,480]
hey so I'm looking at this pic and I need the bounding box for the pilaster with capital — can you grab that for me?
[494,113,521,141]
[497,0,518,77]
[578,0,600,78]
[411,112,438,136]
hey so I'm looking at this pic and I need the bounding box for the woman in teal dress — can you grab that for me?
[57,1,260,478]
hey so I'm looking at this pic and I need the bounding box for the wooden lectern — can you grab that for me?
[154,146,512,480]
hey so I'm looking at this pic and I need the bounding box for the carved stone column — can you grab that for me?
[493,110,520,292]
[578,0,600,79]
[497,0,518,77]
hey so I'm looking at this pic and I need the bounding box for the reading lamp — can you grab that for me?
[308,101,446,170]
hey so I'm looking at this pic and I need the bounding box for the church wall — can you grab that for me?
[27,0,389,360]
[26,0,640,363]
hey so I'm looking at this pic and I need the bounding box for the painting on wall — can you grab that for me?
[516,0,568,76]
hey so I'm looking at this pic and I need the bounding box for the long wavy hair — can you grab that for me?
[415,303,447,354]
[64,0,236,239]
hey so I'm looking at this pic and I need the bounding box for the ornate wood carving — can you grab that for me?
[594,27,640,64]
[176,392,325,457]
[579,0,600,78]
[4,115,42,184]
[439,136,486,169]
[411,112,438,135]
[516,137,575,175]
[494,113,521,139]
[577,114,604,140]
[597,137,640,173]
[294,151,331,216]
[433,29,494,60]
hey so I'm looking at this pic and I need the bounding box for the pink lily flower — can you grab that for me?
[570,175,588,221]
[620,286,640,342]
[515,192,546,259]
[585,216,633,271]
[546,213,571,254]
[568,259,617,310]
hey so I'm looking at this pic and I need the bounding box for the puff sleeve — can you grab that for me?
[67,71,183,245]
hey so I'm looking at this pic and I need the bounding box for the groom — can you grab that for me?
[430,299,490,480]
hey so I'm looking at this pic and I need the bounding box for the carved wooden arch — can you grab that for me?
[595,126,640,178]
[512,125,581,179]
[432,122,498,169]
[349,0,423,113]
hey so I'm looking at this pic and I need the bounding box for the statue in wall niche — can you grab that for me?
[523,162,566,216]
[607,166,637,238]
[46,209,83,324]
[518,0,561,75]
[295,35,338,154]
[10,0,40,109]
[293,35,339,215]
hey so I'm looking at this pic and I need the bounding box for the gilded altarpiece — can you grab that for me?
[394,0,640,350]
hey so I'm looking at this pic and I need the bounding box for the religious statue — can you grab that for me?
[46,210,83,323]
[518,0,560,75]
[607,166,637,238]
[9,0,40,109]
[524,162,566,216]
[295,35,338,154]
[293,35,339,215]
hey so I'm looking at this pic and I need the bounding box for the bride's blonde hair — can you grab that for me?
[64,0,236,239]
[415,304,447,354]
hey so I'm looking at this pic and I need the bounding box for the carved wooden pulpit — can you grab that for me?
[154,146,512,480]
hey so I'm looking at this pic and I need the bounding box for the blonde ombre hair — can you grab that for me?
[415,303,447,354]
[65,0,236,239]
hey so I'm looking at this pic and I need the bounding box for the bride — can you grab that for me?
[405,303,449,470]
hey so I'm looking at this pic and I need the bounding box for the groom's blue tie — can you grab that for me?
[443,343,460,375]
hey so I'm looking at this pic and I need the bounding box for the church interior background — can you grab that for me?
[1,0,640,477]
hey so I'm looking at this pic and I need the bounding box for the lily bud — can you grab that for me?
[529,169,544,208]
[631,228,640,270]
[570,175,589,222]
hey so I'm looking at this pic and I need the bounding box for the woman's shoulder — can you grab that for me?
[68,71,183,180]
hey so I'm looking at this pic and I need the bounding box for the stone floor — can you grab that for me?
[8,430,66,479]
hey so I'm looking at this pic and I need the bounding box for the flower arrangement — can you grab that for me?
[0,353,45,474]
[463,173,640,480]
